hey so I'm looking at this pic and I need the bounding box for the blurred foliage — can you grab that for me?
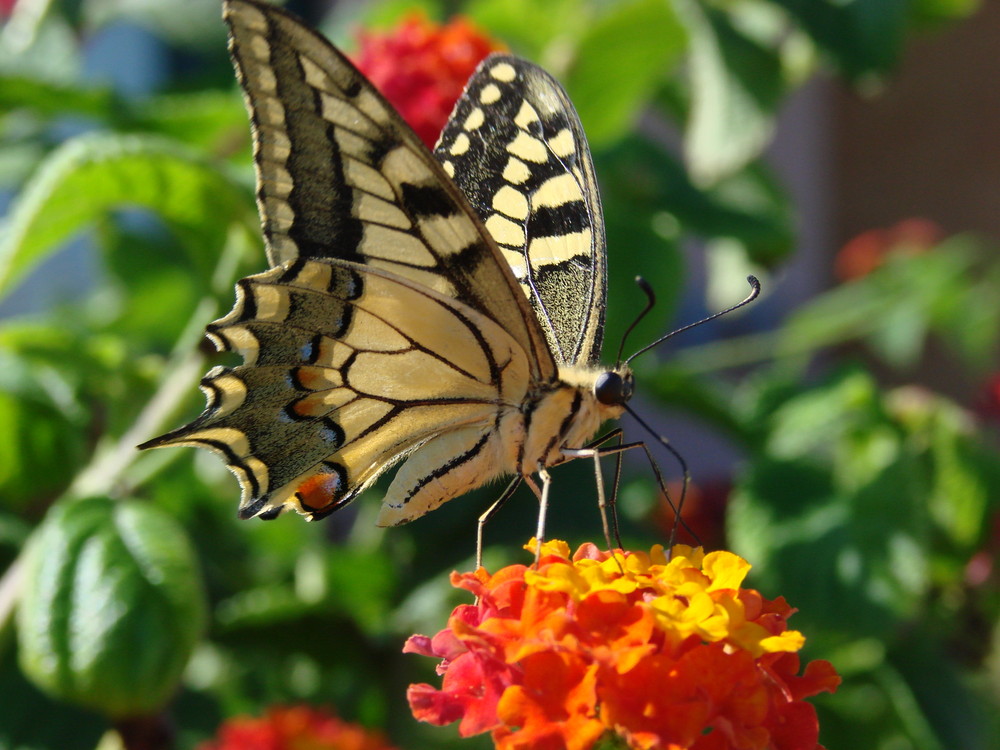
[0,0,997,749]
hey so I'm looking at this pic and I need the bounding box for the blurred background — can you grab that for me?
[1,0,999,748]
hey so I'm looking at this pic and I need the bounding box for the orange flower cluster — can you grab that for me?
[406,541,840,750]
[353,14,504,148]
[198,705,397,750]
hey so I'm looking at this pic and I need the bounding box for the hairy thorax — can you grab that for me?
[500,365,629,476]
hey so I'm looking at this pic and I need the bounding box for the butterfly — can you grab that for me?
[141,0,639,543]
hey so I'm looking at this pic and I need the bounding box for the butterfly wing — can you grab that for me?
[224,0,554,379]
[141,0,557,521]
[434,55,607,366]
[143,259,530,521]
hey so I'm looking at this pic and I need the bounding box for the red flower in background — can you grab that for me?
[975,373,1000,422]
[198,705,398,750]
[0,0,16,17]
[353,15,504,148]
[834,218,944,281]
[653,480,732,551]
[406,540,841,750]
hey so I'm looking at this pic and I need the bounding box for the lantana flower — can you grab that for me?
[406,541,840,750]
[198,705,398,750]
[353,14,504,148]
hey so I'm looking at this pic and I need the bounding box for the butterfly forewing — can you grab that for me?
[435,55,607,366]
[225,0,554,378]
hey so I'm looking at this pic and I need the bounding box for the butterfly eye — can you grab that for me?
[595,372,628,406]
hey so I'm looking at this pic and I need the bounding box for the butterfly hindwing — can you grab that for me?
[146,258,531,520]
[435,55,607,366]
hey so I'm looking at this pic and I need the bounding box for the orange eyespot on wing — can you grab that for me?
[296,470,344,513]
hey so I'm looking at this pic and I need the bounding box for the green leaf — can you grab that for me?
[98,219,206,347]
[17,496,207,719]
[769,0,908,82]
[778,279,890,359]
[0,132,252,300]
[728,370,933,641]
[132,90,251,151]
[0,388,87,513]
[597,136,793,270]
[933,236,1000,369]
[323,546,397,633]
[885,388,995,552]
[593,140,685,352]
[468,0,587,59]
[0,647,105,750]
[0,323,99,511]
[910,0,981,27]
[779,239,996,369]
[677,0,784,185]
[641,365,753,445]
[564,0,687,147]
[0,75,116,119]
[867,297,927,368]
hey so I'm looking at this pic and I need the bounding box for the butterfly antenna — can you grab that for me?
[625,276,761,365]
[616,276,657,363]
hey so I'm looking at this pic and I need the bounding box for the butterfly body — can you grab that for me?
[141,0,633,528]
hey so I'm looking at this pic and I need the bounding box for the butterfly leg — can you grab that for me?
[569,435,695,553]
[562,425,635,552]
[522,470,552,563]
[562,442,614,552]
[476,476,523,569]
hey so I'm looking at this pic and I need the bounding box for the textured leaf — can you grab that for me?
[0,132,251,300]
[17,496,206,718]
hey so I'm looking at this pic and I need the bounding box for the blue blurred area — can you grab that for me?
[83,20,169,98]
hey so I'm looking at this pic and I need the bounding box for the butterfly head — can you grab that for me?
[594,366,634,408]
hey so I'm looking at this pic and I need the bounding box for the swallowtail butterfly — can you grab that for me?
[142,0,638,536]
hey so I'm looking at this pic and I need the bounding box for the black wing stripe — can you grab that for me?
[265,14,365,262]
[400,430,492,504]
